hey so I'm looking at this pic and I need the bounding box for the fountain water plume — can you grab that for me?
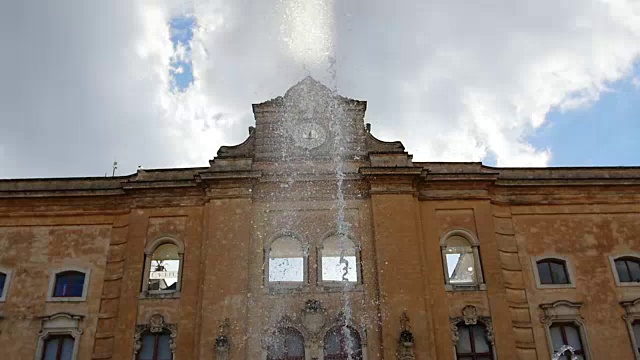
[281,0,335,67]
[552,345,583,360]
[272,0,362,357]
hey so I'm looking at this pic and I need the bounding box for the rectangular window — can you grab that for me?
[138,333,173,360]
[550,323,585,359]
[43,335,74,360]
[617,261,632,282]
[321,256,357,282]
[53,272,85,297]
[633,321,640,355]
[268,258,304,282]
[0,273,5,297]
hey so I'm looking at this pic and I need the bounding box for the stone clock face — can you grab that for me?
[293,122,327,149]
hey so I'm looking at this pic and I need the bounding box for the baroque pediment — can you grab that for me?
[210,77,410,169]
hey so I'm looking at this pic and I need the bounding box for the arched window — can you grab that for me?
[441,230,484,289]
[615,257,640,283]
[267,235,306,283]
[137,331,173,360]
[454,322,493,359]
[142,238,184,295]
[319,234,359,283]
[537,259,570,285]
[42,334,74,360]
[47,270,89,301]
[549,322,586,359]
[324,326,363,360]
[267,327,305,360]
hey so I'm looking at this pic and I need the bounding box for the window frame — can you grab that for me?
[35,312,83,360]
[453,322,494,360]
[136,330,174,360]
[633,320,640,360]
[0,268,12,302]
[140,237,184,298]
[133,313,177,360]
[317,232,362,287]
[540,300,592,360]
[264,232,308,289]
[621,297,640,359]
[42,334,75,360]
[266,326,306,360]
[450,305,496,360]
[531,256,575,289]
[440,229,486,291]
[47,268,90,302]
[323,325,364,360]
[548,322,586,358]
[610,255,640,287]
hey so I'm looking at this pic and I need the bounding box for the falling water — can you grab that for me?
[281,0,359,358]
[552,345,582,360]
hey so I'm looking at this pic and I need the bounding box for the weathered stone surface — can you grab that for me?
[1,79,639,359]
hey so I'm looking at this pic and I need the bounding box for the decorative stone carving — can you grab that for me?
[133,314,177,359]
[149,313,166,333]
[450,305,494,346]
[539,300,584,325]
[621,297,640,320]
[302,299,326,341]
[36,313,84,360]
[396,311,416,360]
[462,305,479,325]
[265,301,369,360]
[215,318,230,360]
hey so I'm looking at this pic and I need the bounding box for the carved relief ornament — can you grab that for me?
[396,311,416,360]
[302,299,327,342]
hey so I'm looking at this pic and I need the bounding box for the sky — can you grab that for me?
[1,0,639,179]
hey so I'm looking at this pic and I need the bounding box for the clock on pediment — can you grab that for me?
[292,122,327,150]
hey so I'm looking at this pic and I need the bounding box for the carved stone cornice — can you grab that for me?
[360,167,421,195]
[539,300,584,325]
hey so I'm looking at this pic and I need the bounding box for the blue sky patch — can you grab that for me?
[169,15,196,92]
[528,63,640,167]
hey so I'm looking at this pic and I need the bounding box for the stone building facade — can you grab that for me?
[1,78,640,360]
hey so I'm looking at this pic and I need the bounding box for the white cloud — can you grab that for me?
[1,0,639,178]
